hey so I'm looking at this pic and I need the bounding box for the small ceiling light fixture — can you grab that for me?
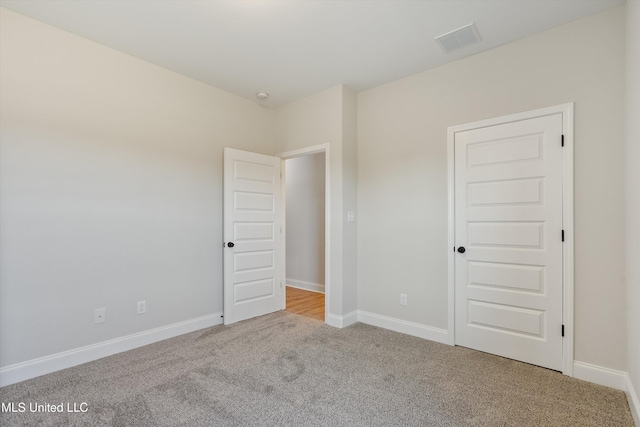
[256,92,269,101]
[435,23,482,53]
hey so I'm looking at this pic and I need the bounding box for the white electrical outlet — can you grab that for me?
[400,294,408,306]
[137,300,146,315]
[95,308,106,324]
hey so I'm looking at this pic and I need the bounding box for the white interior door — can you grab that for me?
[223,148,283,325]
[454,113,564,371]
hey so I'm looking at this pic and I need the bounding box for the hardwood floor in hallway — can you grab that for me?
[286,286,325,321]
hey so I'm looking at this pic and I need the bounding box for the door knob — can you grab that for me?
[457,246,466,253]
[227,242,235,248]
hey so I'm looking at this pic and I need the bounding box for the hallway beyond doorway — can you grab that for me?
[286,286,325,321]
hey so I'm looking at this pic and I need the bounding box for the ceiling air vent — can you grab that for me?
[435,23,482,53]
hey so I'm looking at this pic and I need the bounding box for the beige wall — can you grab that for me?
[626,0,640,417]
[275,86,345,317]
[0,9,275,367]
[275,85,357,319]
[274,86,343,154]
[358,6,626,369]
[341,86,358,314]
[285,153,326,289]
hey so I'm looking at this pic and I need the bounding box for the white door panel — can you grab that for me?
[224,148,283,325]
[468,177,544,206]
[454,113,563,371]
[466,300,544,337]
[467,221,545,248]
[467,261,544,293]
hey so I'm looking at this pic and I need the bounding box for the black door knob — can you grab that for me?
[227,242,235,248]
[457,246,466,253]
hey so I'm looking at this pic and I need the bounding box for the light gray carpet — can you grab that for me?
[0,311,634,426]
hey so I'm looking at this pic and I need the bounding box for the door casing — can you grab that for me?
[447,103,574,376]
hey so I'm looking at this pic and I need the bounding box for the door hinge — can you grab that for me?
[562,324,565,337]
[562,230,565,242]
[561,134,564,147]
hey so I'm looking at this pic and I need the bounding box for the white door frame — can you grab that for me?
[447,103,574,376]
[277,144,331,323]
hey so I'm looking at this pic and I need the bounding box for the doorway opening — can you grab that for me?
[280,148,328,322]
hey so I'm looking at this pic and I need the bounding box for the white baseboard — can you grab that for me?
[326,311,358,328]
[286,279,325,294]
[0,313,223,387]
[357,311,449,345]
[573,361,627,390]
[626,374,640,427]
